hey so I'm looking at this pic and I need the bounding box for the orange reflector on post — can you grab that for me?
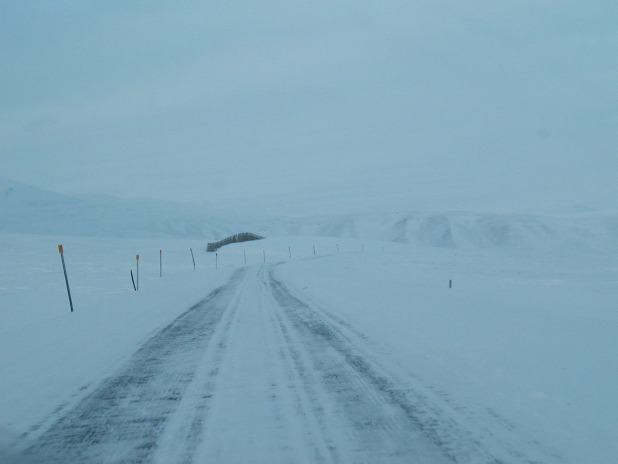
[58,244,64,253]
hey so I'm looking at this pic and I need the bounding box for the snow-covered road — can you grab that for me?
[2,233,616,463]
[20,263,569,463]
[22,266,451,463]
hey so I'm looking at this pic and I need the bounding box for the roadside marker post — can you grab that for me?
[263,250,266,263]
[216,253,218,269]
[289,246,292,259]
[244,249,247,265]
[58,245,74,312]
[190,248,196,270]
[159,250,162,277]
[136,255,139,290]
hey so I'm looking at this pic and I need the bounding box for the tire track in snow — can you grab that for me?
[266,268,453,463]
[21,264,559,463]
[150,269,251,464]
[259,267,347,463]
[24,268,248,464]
[268,267,562,464]
[188,266,343,463]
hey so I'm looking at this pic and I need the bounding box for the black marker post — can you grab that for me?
[58,245,74,312]
[136,255,139,290]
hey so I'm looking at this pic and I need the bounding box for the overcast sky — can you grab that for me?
[1,1,617,217]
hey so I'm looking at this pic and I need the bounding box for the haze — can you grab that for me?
[1,1,617,217]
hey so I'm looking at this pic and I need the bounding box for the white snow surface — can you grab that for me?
[0,232,618,463]
[3,177,618,252]
[0,184,617,462]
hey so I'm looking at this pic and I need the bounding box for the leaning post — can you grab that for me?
[58,245,74,312]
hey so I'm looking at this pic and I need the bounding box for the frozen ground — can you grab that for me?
[0,232,617,463]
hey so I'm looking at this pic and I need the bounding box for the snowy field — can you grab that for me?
[0,232,617,462]
[3,1,617,461]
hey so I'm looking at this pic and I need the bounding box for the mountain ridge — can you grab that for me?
[2,178,617,251]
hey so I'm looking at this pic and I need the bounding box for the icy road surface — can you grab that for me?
[25,266,552,463]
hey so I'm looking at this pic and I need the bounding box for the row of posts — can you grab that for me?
[57,246,198,312]
[57,243,342,311]
[57,243,455,312]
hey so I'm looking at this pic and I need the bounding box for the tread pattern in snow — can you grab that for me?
[21,265,559,464]
[24,269,247,464]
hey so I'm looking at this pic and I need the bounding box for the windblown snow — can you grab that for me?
[0,181,617,463]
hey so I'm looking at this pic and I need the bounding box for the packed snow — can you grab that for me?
[1,198,617,462]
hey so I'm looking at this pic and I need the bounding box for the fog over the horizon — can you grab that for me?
[1,1,617,217]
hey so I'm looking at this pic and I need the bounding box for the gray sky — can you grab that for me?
[1,1,617,216]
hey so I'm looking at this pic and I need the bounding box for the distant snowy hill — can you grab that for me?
[2,178,617,250]
[252,211,618,251]
[0,178,231,239]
